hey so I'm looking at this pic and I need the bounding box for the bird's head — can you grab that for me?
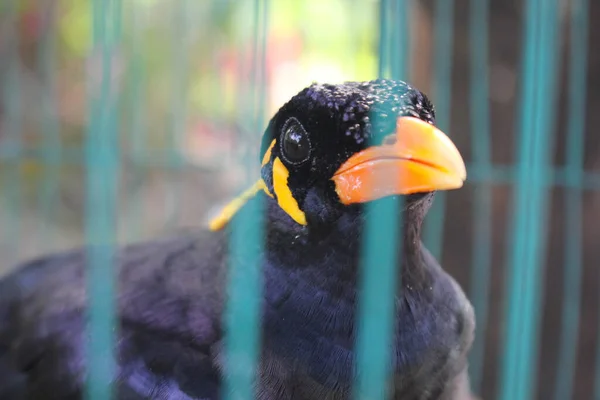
[209,79,466,231]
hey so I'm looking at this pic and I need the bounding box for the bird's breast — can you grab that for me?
[257,255,471,399]
[261,258,359,387]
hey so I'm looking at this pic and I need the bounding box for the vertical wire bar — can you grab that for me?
[498,0,560,399]
[516,1,561,398]
[353,1,408,398]
[423,0,454,260]
[164,0,190,228]
[85,1,122,399]
[223,1,268,398]
[554,0,588,399]
[466,0,492,392]
[498,2,540,396]
[1,0,22,266]
[38,2,61,251]
[353,198,402,400]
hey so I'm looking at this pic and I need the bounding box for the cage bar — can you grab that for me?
[352,1,409,399]
[85,0,122,399]
[499,0,561,399]
[222,1,269,399]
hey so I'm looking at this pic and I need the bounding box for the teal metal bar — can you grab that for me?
[1,0,22,266]
[423,0,454,260]
[555,1,588,399]
[499,0,560,399]
[222,1,269,399]
[499,5,541,398]
[467,0,492,393]
[37,2,62,250]
[354,197,402,400]
[85,1,122,399]
[353,1,408,398]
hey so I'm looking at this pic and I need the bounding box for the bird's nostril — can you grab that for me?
[383,134,397,146]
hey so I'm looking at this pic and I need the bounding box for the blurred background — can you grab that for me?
[0,0,599,399]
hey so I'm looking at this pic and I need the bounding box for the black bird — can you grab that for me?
[0,79,474,400]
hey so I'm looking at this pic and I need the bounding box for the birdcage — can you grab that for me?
[0,0,597,399]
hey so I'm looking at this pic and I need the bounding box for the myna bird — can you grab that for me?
[0,79,474,400]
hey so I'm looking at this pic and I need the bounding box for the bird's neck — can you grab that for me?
[262,195,432,292]
[257,195,442,387]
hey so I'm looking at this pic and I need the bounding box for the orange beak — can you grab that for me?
[332,116,466,205]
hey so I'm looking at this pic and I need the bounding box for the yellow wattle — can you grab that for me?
[272,157,307,226]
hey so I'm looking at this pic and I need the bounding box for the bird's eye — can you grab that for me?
[280,117,311,165]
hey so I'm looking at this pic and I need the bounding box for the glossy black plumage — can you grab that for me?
[0,79,474,400]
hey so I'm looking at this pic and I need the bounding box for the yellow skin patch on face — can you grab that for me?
[208,140,283,231]
[272,157,307,226]
[208,179,270,231]
[262,139,275,166]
